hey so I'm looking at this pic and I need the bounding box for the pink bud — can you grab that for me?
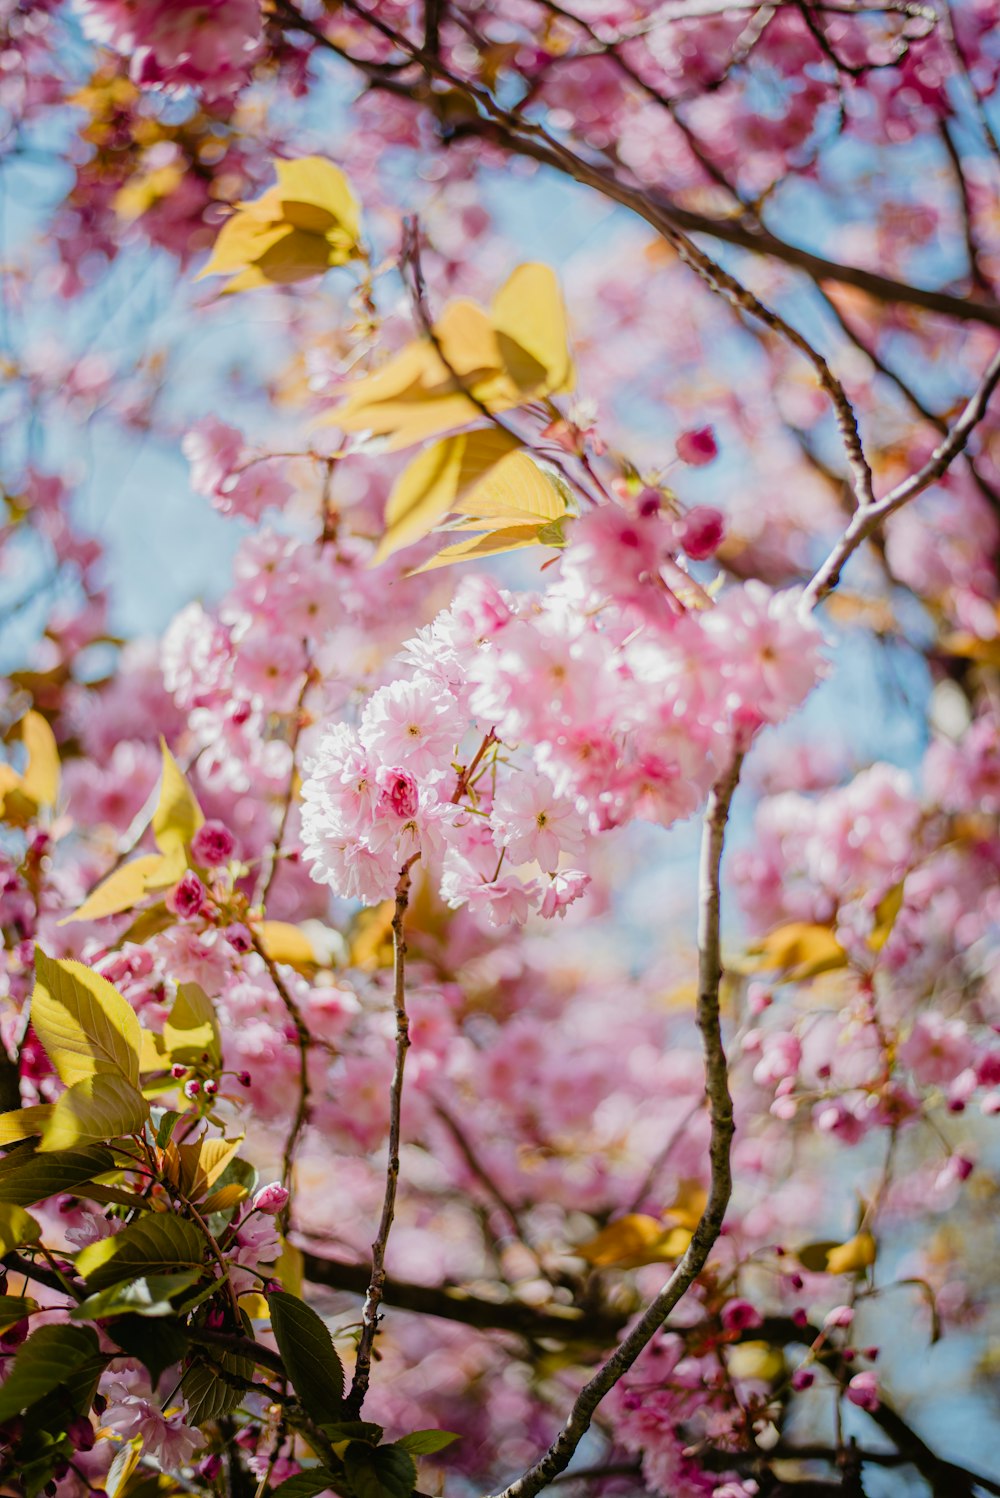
[675,426,719,466]
[824,1304,854,1329]
[184,1078,201,1099]
[166,870,207,920]
[721,1298,763,1333]
[791,1367,814,1391]
[238,1070,252,1087]
[846,1370,879,1411]
[252,1182,290,1215]
[676,505,725,560]
[204,1079,218,1096]
[66,1417,95,1452]
[190,820,237,867]
[225,923,253,953]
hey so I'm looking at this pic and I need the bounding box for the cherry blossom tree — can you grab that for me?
[1,2,1000,1497]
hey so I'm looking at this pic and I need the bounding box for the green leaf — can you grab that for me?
[0,1104,53,1145]
[108,1314,190,1385]
[76,1212,206,1290]
[72,1271,201,1321]
[30,950,141,1087]
[319,1421,383,1445]
[394,1430,460,1455]
[163,983,221,1068]
[344,1443,416,1498]
[269,1473,339,1498]
[0,1144,117,1205]
[0,1294,38,1333]
[152,740,204,856]
[0,1201,41,1255]
[38,1074,149,1152]
[182,1341,254,1425]
[268,1289,345,1421]
[0,1324,103,1422]
[155,1110,182,1148]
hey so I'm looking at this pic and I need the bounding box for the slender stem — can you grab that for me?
[249,931,312,1232]
[488,749,744,1498]
[801,345,1000,610]
[346,855,419,1415]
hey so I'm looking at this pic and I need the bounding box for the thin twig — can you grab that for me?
[249,931,312,1232]
[488,750,744,1498]
[801,344,1000,609]
[346,854,419,1415]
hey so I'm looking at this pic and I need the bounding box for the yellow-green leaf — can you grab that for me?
[748,922,849,982]
[162,982,221,1067]
[0,1105,53,1145]
[201,1182,249,1215]
[375,428,522,563]
[31,951,142,1087]
[575,1214,692,1269]
[0,1202,41,1255]
[491,262,575,396]
[19,712,60,808]
[38,1075,149,1152]
[177,1137,243,1201]
[61,848,186,925]
[409,523,555,574]
[198,156,361,294]
[258,921,317,971]
[868,882,904,953]
[824,1231,876,1276]
[152,741,204,857]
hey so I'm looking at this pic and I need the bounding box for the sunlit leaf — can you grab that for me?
[152,740,204,857]
[19,712,60,808]
[31,950,141,1087]
[0,1201,41,1255]
[0,1105,53,1145]
[824,1231,876,1276]
[394,1430,460,1455]
[198,156,361,294]
[162,981,221,1067]
[77,1213,206,1290]
[72,1271,201,1322]
[375,428,522,563]
[258,920,318,971]
[0,1295,38,1334]
[177,1136,243,1200]
[490,262,575,396]
[61,848,186,925]
[38,1074,149,1152]
[408,522,558,574]
[575,1213,692,1269]
[747,922,849,982]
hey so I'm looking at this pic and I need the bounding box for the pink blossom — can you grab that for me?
[721,1299,763,1333]
[676,427,719,465]
[252,1182,290,1215]
[491,771,587,870]
[677,506,725,560]
[166,870,207,920]
[899,1013,976,1088]
[360,676,466,778]
[191,820,237,866]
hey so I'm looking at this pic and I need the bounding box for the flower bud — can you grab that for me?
[191,820,237,867]
[252,1182,290,1215]
[675,426,718,466]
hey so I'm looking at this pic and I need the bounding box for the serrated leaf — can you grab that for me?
[394,1430,460,1455]
[0,1104,53,1144]
[409,523,554,574]
[332,263,572,451]
[0,1201,41,1255]
[198,156,361,294]
[0,1295,38,1333]
[62,850,185,925]
[72,1271,201,1322]
[491,262,575,397]
[344,1442,416,1498]
[162,982,220,1067]
[182,1342,253,1425]
[76,1212,206,1290]
[0,1324,103,1422]
[38,1074,149,1152]
[110,1314,190,1385]
[269,1473,339,1498]
[177,1136,243,1200]
[0,1144,117,1205]
[152,741,204,857]
[375,428,521,563]
[268,1289,345,1420]
[19,712,60,808]
[30,951,141,1087]
[200,1181,248,1215]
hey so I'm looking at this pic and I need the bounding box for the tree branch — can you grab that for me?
[801,344,1000,609]
[487,750,744,1498]
[346,855,419,1415]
